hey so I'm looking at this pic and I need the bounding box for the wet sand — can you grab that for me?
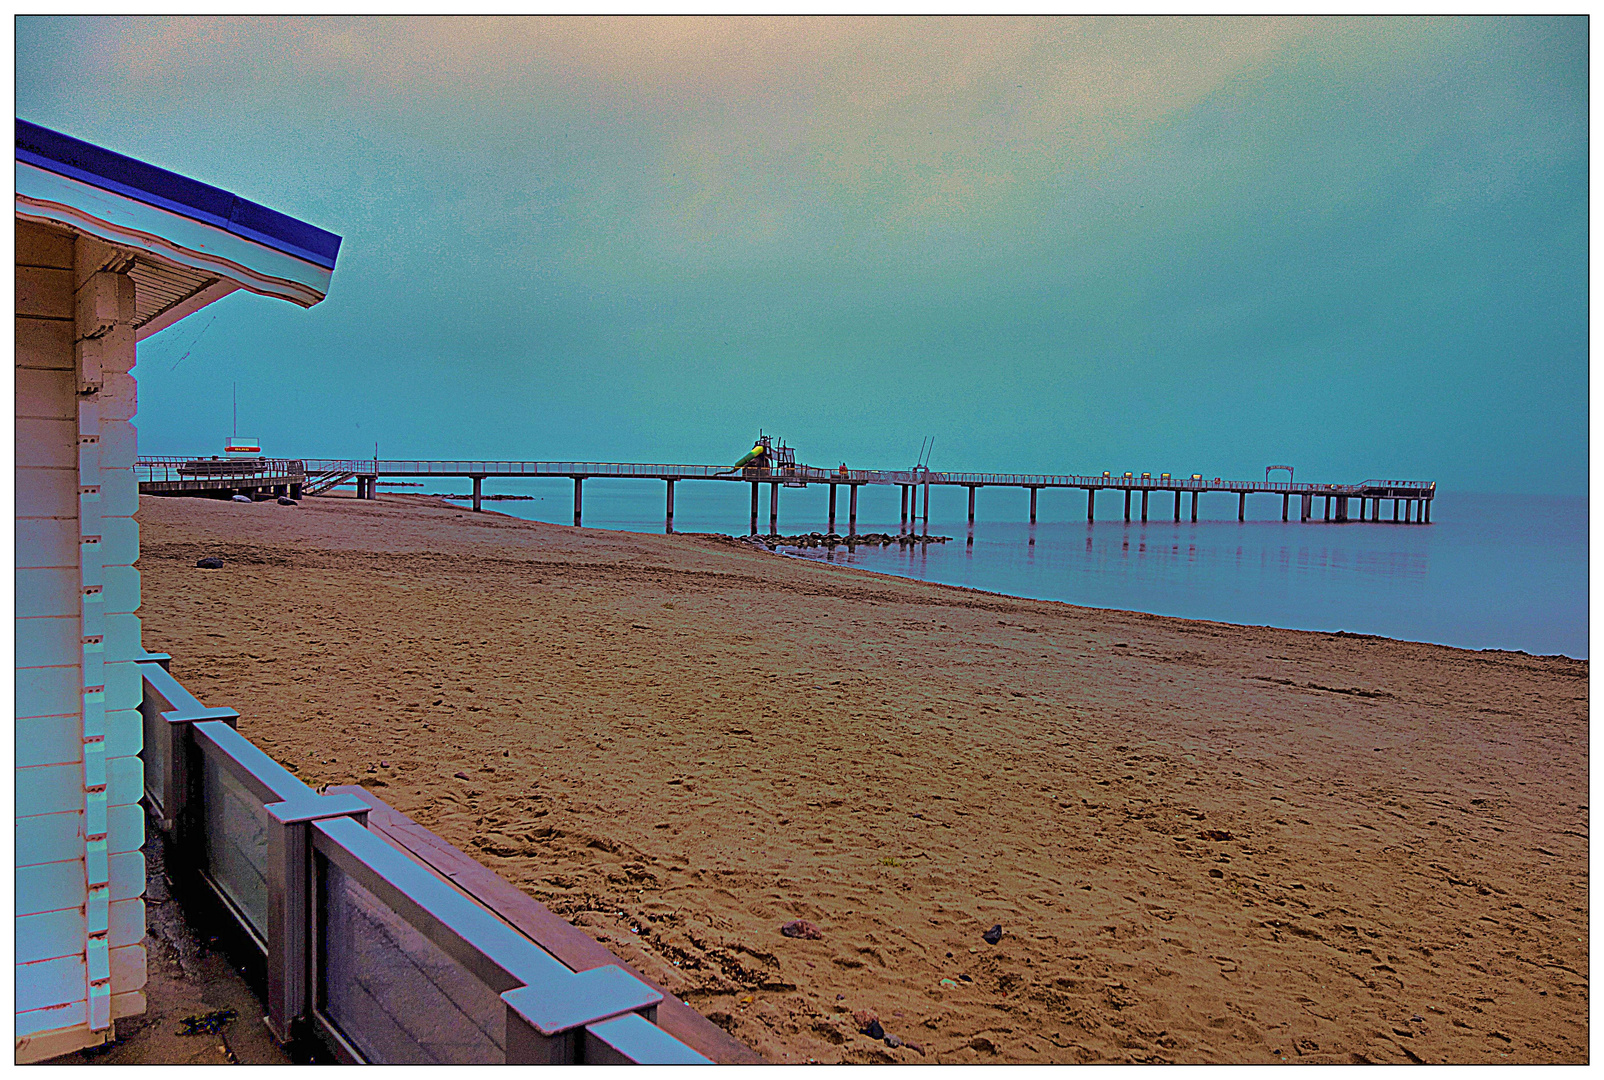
[134,493,1589,1063]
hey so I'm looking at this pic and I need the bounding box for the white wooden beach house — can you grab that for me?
[15,119,340,1061]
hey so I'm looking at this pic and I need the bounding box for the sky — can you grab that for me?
[15,17,1589,493]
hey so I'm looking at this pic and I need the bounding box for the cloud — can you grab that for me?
[80,18,1340,242]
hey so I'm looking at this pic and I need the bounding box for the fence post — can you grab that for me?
[502,966,663,1063]
[137,657,239,837]
[583,1014,713,1065]
[262,793,371,1045]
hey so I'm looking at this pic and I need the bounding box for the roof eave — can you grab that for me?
[17,160,334,310]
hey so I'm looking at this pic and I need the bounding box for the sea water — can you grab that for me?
[434,480,1587,659]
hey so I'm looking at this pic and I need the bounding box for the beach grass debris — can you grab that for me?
[177,1008,237,1036]
[853,1010,885,1040]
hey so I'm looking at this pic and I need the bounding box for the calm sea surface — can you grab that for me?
[435,481,1587,659]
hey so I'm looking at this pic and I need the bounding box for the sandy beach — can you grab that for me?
[133,493,1588,1064]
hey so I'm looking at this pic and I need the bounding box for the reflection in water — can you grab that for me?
[783,498,1585,657]
[460,487,1585,657]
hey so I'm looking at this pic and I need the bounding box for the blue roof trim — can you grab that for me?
[16,119,341,270]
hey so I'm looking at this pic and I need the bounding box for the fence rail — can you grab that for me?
[137,655,711,1064]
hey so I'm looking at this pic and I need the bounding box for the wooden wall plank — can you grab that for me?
[16,221,76,269]
[15,667,79,722]
[15,568,77,619]
[110,943,146,993]
[15,715,81,769]
[15,369,75,419]
[16,266,75,319]
[15,417,77,469]
[15,953,84,1012]
[15,519,78,568]
[15,466,78,519]
[15,811,83,867]
[15,315,74,370]
[15,617,79,669]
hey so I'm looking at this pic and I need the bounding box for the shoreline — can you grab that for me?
[134,493,1589,1063]
[443,496,1588,662]
[452,494,1588,662]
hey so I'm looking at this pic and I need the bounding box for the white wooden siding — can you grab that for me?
[16,221,148,1054]
[16,710,141,770]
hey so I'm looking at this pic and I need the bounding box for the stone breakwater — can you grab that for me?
[741,531,950,551]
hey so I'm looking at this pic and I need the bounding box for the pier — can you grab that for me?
[139,457,1436,534]
[135,456,307,500]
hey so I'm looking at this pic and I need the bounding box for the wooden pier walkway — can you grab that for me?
[138,457,1434,534]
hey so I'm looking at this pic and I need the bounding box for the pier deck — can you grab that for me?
[138,457,1436,532]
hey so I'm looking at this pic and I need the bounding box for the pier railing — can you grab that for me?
[141,455,1434,527]
[282,458,1436,497]
[136,654,709,1064]
[136,457,307,484]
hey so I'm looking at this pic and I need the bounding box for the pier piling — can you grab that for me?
[828,484,837,534]
[1282,493,1289,521]
[573,477,583,526]
[665,479,675,533]
[900,486,909,533]
[471,475,482,513]
[750,483,759,535]
[1141,490,1148,522]
[770,482,779,535]
[1029,487,1038,524]
[1174,491,1181,522]
[1238,492,1246,522]
[968,485,976,525]
[849,485,858,536]
[1191,492,1199,523]
[1124,490,1132,523]
[1324,496,1331,522]
[1087,488,1095,522]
